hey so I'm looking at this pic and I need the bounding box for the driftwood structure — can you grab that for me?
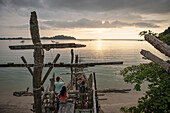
[0,11,128,113]
[141,34,170,73]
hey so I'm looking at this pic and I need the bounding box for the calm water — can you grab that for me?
[0,40,169,96]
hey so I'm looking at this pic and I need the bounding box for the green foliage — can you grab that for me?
[120,61,170,113]
[159,33,170,45]
[139,28,170,45]
[139,30,158,37]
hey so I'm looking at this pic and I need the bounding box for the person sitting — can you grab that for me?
[57,86,69,104]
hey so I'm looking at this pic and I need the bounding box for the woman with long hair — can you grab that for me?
[57,86,68,103]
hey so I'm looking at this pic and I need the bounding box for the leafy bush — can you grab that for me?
[120,61,170,113]
[159,33,170,45]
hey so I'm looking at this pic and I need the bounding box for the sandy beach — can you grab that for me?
[0,90,144,113]
[99,91,144,113]
[0,95,33,113]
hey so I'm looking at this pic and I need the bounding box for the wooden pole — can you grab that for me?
[71,49,74,89]
[75,55,78,64]
[49,73,55,91]
[93,72,99,113]
[75,55,78,90]
[141,49,170,73]
[71,49,74,64]
[21,56,33,76]
[30,11,44,113]
[92,74,97,113]
[41,54,60,85]
[145,34,170,57]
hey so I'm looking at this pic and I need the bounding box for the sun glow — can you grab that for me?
[96,40,103,50]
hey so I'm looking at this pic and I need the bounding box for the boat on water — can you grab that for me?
[20,40,25,43]
[51,40,55,43]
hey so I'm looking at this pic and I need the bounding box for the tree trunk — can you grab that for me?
[141,49,170,73]
[145,34,170,57]
[30,11,44,113]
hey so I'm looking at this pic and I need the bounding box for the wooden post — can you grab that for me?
[49,73,55,91]
[21,56,33,76]
[141,49,170,73]
[71,49,74,89]
[75,55,78,90]
[92,74,97,113]
[71,49,74,63]
[41,54,60,85]
[88,73,93,108]
[93,72,99,113]
[30,11,44,113]
[75,55,78,64]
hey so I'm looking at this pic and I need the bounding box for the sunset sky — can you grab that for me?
[0,0,170,39]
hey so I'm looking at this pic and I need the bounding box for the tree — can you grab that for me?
[120,27,170,113]
[120,62,170,113]
[159,33,170,45]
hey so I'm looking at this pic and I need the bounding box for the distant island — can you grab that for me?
[0,35,76,40]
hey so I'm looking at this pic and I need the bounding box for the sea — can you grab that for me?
[0,39,169,96]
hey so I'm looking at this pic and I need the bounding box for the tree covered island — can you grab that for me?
[0,35,76,40]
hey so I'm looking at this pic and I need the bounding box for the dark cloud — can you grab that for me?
[134,22,160,28]
[43,18,160,28]
[44,0,170,14]
[1,0,170,14]
[0,0,4,4]
[2,0,43,8]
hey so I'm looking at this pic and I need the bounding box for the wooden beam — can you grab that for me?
[68,88,131,94]
[0,61,123,67]
[21,56,33,76]
[41,54,60,85]
[141,49,170,73]
[97,88,131,93]
[145,34,170,57]
[9,43,86,50]
[30,11,43,113]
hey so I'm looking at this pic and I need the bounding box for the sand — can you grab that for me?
[0,95,33,113]
[0,90,144,113]
[99,91,144,113]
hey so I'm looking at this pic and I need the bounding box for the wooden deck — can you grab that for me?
[58,101,75,113]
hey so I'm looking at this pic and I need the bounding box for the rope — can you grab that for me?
[33,85,43,92]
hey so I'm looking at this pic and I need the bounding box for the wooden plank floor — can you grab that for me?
[58,102,75,113]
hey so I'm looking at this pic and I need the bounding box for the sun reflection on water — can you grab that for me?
[96,40,103,50]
